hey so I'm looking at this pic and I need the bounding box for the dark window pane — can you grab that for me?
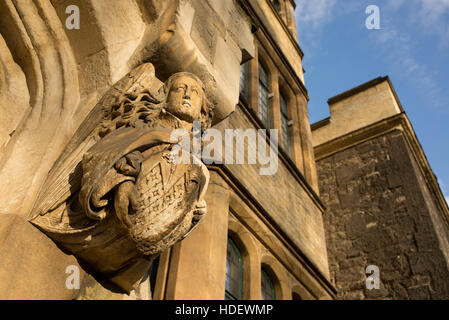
[273,0,281,12]
[149,257,159,297]
[225,238,242,300]
[292,292,302,300]
[259,63,268,86]
[258,64,270,128]
[261,268,275,300]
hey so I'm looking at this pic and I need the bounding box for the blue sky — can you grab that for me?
[295,0,449,204]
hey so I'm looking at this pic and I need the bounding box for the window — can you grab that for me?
[280,93,290,155]
[292,292,302,300]
[261,268,276,300]
[225,238,243,300]
[273,0,281,13]
[239,62,249,102]
[149,256,159,296]
[258,63,270,128]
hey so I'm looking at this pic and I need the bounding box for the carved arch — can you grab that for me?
[260,254,291,300]
[291,283,314,300]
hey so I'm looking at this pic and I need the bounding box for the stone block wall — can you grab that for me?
[317,130,449,299]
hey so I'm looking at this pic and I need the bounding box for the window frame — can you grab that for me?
[279,91,291,155]
[225,237,243,300]
[261,267,276,300]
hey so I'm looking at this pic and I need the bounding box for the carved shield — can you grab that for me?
[130,145,209,255]
[31,127,209,260]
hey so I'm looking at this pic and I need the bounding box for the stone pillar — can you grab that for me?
[285,1,298,40]
[248,263,262,300]
[165,171,230,299]
[269,69,281,134]
[289,92,304,172]
[296,93,319,194]
[151,249,171,300]
[248,44,259,115]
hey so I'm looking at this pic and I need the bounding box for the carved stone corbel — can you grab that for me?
[29,63,213,292]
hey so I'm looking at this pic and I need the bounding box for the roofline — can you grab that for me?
[327,76,404,113]
[311,117,330,131]
[327,76,387,105]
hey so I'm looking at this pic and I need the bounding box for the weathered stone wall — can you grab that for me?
[214,105,329,279]
[317,130,449,299]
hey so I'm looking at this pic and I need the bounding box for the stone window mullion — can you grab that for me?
[296,93,319,194]
[288,91,305,172]
[248,45,259,115]
[268,68,281,142]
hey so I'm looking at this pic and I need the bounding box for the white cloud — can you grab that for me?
[295,0,337,30]
[294,0,448,108]
[418,0,449,47]
[384,0,449,21]
[417,0,449,23]
[383,0,449,45]
[295,0,449,42]
[375,29,398,44]
[385,0,407,11]
[368,2,446,109]
[294,0,338,58]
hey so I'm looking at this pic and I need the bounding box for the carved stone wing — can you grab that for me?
[29,63,163,220]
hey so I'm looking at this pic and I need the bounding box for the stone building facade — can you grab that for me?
[312,77,449,299]
[1,0,447,301]
[0,0,334,300]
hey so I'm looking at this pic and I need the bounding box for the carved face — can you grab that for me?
[166,75,203,123]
